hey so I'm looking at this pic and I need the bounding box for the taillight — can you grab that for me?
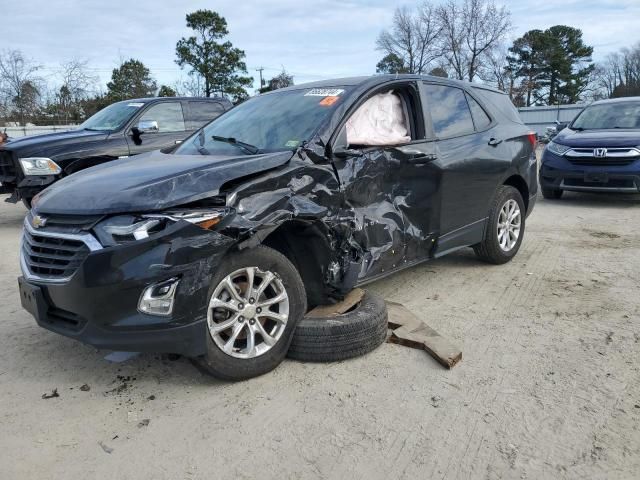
[527,132,537,148]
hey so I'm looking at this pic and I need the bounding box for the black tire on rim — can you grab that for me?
[473,185,526,265]
[541,187,563,200]
[193,245,306,381]
[287,291,388,362]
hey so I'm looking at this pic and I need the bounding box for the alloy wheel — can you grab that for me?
[497,199,521,252]
[207,267,289,359]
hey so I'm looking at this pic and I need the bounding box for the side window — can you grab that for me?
[187,102,226,130]
[424,84,474,138]
[466,93,491,130]
[138,102,185,133]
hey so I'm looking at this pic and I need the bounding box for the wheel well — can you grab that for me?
[503,175,529,212]
[261,221,332,307]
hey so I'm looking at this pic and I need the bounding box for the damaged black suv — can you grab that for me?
[18,75,537,379]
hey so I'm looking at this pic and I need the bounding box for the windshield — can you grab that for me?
[79,101,145,131]
[176,87,350,156]
[571,102,640,130]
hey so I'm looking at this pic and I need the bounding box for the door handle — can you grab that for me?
[488,138,503,146]
[407,153,437,164]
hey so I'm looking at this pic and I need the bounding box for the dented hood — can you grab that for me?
[35,150,294,215]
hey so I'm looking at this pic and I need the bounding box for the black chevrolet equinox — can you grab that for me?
[18,75,537,379]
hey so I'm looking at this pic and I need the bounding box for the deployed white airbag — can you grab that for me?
[346,91,411,146]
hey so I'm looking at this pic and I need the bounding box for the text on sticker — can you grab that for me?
[305,88,345,97]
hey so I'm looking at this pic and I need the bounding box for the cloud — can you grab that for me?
[3,0,639,92]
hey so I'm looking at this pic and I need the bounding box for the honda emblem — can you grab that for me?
[593,148,607,158]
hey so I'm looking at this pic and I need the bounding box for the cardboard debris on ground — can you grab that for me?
[386,301,462,369]
[306,288,365,317]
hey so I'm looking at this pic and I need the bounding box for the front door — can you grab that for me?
[331,82,440,281]
[126,102,191,155]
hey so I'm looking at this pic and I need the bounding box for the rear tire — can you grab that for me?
[474,185,525,265]
[541,188,563,200]
[193,246,306,381]
[288,291,388,362]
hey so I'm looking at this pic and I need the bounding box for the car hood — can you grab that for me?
[555,128,640,148]
[3,128,108,156]
[34,150,294,215]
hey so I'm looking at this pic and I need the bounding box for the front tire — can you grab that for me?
[193,246,306,381]
[474,185,525,265]
[541,187,563,200]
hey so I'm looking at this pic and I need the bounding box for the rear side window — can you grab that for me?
[466,93,491,130]
[187,102,226,129]
[424,84,474,138]
[473,88,523,124]
[139,102,185,132]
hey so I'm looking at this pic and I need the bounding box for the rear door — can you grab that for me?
[422,82,510,254]
[126,101,188,155]
[185,101,227,130]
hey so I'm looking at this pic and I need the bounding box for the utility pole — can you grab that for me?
[256,67,264,90]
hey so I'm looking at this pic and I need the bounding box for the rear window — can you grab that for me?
[187,101,227,129]
[466,93,492,130]
[424,84,475,138]
[473,88,523,124]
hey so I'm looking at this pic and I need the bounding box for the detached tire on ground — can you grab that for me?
[288,291,388,362]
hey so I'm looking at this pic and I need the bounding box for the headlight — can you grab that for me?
[19,157,61,176]
[93,209,231,246]
[546,141,570,156]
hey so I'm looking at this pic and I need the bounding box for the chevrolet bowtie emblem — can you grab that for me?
[31,215,47,228]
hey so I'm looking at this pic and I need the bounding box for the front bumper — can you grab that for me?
[540,151,640,193]
[19,221,235,356]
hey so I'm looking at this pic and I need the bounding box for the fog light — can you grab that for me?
[138,277,180,316]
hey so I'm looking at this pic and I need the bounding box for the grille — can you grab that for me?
[37,214,104,232]
[22,229,90,280]
[567,157,635,166]
[45,308,87,332]
[564,178,636,189]
[0,150,17,180]
[566,147,640,166]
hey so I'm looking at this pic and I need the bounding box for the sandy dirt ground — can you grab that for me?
[0,191,639,480]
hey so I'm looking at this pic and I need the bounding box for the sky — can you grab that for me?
[3,0,640,94]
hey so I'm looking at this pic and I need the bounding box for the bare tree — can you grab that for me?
[0,50,42,125]
[436,0,511,81]
[593,42,640,98]
[59,59,97,101]
[180,74,205,97]
[57,59,98,122]
[376,3,442,74]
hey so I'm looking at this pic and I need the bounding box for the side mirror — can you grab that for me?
[133,120,159,135]
[332,146,361,158]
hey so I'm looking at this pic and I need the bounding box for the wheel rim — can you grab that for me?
[497,199,521,252]
[207,267,289,359]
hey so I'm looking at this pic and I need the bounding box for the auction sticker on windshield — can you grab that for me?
[127,103,144,108]
[304,88,344,97]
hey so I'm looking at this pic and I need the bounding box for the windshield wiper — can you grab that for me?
[211,135,260,155]
[572,127,586,131]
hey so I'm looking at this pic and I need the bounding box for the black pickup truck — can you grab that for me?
[0,96,232,207]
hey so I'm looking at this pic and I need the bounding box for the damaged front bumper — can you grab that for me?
[18,219,235,356]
